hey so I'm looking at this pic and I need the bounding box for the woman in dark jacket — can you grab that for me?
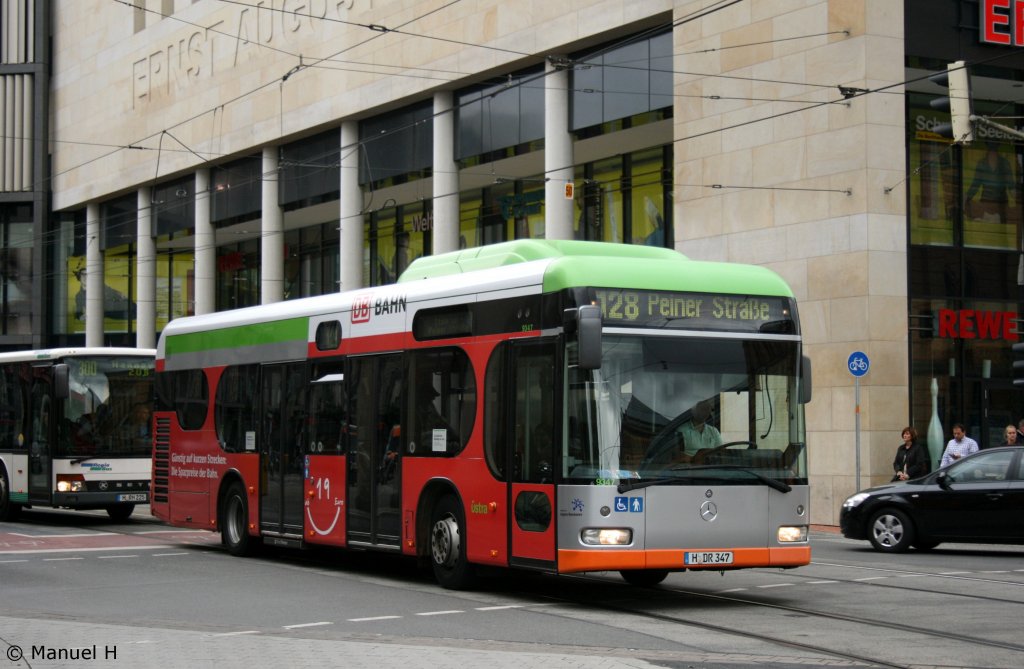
[892,426,929,481]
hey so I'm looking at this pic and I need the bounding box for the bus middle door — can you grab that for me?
[28,371,54,504]
[259,363,307,539]
[346,354,402,548]
[508,340,557,570]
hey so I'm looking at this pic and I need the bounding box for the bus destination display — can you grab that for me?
[593,288,793,333]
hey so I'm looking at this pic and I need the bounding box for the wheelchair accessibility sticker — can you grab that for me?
[615,496,643,512]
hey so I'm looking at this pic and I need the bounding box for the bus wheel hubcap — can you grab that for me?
[431,514,460,568]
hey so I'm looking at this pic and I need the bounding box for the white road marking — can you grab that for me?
[283,622,333,629]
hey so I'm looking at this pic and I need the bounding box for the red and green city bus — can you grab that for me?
[152,240,812,588]
[0,348,155,521]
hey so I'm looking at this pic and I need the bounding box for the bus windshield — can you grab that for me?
[564,335,806,485]
[59,357,154,458]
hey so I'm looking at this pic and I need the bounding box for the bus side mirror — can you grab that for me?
[54,364,70,400]
[577,305,602,370]
[799,355,812,404]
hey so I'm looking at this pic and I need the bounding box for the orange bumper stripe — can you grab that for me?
[557,545,810,573]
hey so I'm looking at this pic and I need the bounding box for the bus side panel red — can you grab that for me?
[155,411,213,530]
[402,457,508,566]
[303,454,346,546]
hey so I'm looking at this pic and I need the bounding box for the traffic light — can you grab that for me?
[1013,342,1024,387]
[930,60,973,143]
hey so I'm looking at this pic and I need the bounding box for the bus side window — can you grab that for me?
[407,348,475,456]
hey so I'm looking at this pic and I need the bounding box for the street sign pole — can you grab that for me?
[855,377,861,491]
[848,351,870,491]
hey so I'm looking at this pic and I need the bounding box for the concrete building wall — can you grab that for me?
[673,0,907,524]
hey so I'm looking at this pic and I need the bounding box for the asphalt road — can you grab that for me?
[2,507,1023,668]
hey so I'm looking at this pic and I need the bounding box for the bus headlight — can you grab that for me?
[777,526,808,543]
[56,474,85,493]
[581,528,632,546]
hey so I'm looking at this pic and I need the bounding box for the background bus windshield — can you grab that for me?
[61,357,153,458]
[565,336,806,484]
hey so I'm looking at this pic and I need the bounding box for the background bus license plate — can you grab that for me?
[117,494,147,502]
[685,551,733,565]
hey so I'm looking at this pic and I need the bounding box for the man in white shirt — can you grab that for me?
[680,400,722,459]
[940,423,979,468]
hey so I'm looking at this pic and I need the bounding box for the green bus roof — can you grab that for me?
[399,240,794,298]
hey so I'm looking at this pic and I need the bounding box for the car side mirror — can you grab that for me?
[937,471,951,490]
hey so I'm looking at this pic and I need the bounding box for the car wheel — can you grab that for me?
[867,508,914,553]
[620,570,669,587]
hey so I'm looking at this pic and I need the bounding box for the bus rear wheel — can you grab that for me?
[430,496,475,590]
[222,482,257,556]
[0,469,21,521]
[105,504,135,522]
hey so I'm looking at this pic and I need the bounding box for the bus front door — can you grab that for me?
[508,341,557,570]
[28,377,53,504]
[259,363,307,538]
[347,354,402,548]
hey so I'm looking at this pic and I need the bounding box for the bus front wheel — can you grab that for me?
[429,496,475,590]
[620,569,669,587]
[105,504,135,522]
[222,482,257,556]
[0,469,21,521]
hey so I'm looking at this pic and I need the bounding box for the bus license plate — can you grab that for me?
[684,551,733,565]
[117,494,147,502]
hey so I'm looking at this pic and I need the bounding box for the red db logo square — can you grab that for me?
[351,296,372,323]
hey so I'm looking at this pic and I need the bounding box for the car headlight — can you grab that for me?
[842,492,870,509]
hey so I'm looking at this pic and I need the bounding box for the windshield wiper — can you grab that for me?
[617,465,792,494]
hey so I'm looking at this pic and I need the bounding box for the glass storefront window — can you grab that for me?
[961,140,1020,250]
[908,94,957,246]
[1,207,33,335]
[215,240,259,311]
[630,148,667,246]
[102,246,135,335]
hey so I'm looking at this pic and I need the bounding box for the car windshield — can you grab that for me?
[563,335,806,486]
[59,357,154,458]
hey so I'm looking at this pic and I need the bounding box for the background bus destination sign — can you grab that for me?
[592,288,794,333]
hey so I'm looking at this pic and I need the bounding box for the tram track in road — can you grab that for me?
[554,572,1024,668]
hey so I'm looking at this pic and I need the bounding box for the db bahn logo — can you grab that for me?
[351,296,372,323]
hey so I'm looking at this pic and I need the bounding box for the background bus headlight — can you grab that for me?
[777,526,808,542]
[56,474,85,492]
[581,528,632,545]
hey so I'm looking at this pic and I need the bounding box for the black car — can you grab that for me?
[840,446,1024,552]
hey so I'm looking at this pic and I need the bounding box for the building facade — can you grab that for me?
[3,0,1022,523]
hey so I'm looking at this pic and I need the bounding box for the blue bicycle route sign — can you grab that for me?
[848,351,870,377]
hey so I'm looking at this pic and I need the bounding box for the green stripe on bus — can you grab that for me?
[10,491,28,503]
[165,317,309,358]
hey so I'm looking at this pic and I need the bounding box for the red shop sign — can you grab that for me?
[980,0,1024,46]
[937,308,1020,340]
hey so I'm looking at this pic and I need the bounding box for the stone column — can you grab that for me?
[85,202,103,347]
[544,56,574,240]
[339,121,363,292]
[194,168,215,315]
[136,186,156,348]
[433,91,459,254]
[261,146,283,304]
